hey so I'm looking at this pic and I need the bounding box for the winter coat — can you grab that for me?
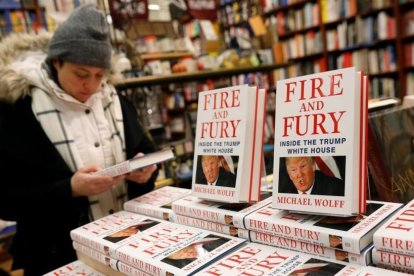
[0,33,157,275]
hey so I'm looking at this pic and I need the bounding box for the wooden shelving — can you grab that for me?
[115,64,288,88]
[140,52,194,61]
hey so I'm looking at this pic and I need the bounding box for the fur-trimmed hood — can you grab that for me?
[0,32,122,104]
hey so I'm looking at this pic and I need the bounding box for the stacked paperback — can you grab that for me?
[372,198,414,273]
[70,210,245,275]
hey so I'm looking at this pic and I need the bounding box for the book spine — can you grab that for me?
[95,161,130,177]
[372,248,414,274]
[116,261,152,276]
[111,249,166,276]
[171,214,245,238]
[243,215,364,253]
[73,241,113,268]
[70,231,107,255]
[124,203,167,220]
[172,204,228,225]
[246,230,371,265]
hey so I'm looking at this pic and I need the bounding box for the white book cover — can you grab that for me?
[238,230,373,265]
[43,260,105,276]
[191,84,266,203]
[243,200,402,254]
[70,211,163,255]
[124,186,192,220]
[95,148,175,177]
[194,242,366,276]
[170,213,249,238]
[373,199,414,257]
[372,247,414,274]
[111,223,246,276]
[171,192,272,227]
[273,67,369,216]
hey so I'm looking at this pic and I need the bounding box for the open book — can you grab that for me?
[94,148,175,177]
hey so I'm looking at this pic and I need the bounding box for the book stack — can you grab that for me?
[372,199,414,273]
[170,192,273,237]
[194,242,408,276]
[69,210,246,275]
[123,186,192,221]
[237,200,402,266]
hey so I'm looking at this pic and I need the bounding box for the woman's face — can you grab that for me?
[53,60,105,102]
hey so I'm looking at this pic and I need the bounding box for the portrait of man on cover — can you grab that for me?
[278,156,345,196]
[161,234,230,269]
[195,155,237,187]
[103,220,159,243]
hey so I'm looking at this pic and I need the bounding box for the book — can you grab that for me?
[94,148,175,177]
[124,186,192,220]
[70,211,160,255]
[171,192,272,227]
[368,106,414,203]
[110,223,246,275]
[373,199,414,257]
[73,241,151,276]
[372,248,414,274]
[238,230,373,265]
[43,260,105,276]
[273,67,369,216]
[191,84,266,203]
[241,200,402,254]
[170,213,249,238]
[194,242,366,275]
[70,211,246,275]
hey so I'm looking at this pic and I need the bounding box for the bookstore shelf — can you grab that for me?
[139,51,194,61]
[115,64,288,88]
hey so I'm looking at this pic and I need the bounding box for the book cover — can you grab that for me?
[273,67,368,216]
[70,211,163,255]
[43,260,105,276]
[238,230,373,265]
[368,106,414,204]
[171,192,272,227]
[111,223,246,276]
[242,200,402,254]
[372,248,414,274]
[373,199,414,257]
[124,186,192,220]
[170,213,249,238]
[194,242,365,276]
[95,148,175,177]
[191,84,266,203]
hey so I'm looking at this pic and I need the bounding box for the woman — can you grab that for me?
[0,4,157,275]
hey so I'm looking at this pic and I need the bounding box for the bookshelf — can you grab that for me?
[0,0,49,36]
[263,0,414,99]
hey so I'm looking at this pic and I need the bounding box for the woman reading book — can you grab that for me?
[0,4,158,275]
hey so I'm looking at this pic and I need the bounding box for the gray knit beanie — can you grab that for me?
[48,4,111,69]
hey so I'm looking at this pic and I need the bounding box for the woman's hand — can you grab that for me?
[125,153,157,184]
[71,165,125,197]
